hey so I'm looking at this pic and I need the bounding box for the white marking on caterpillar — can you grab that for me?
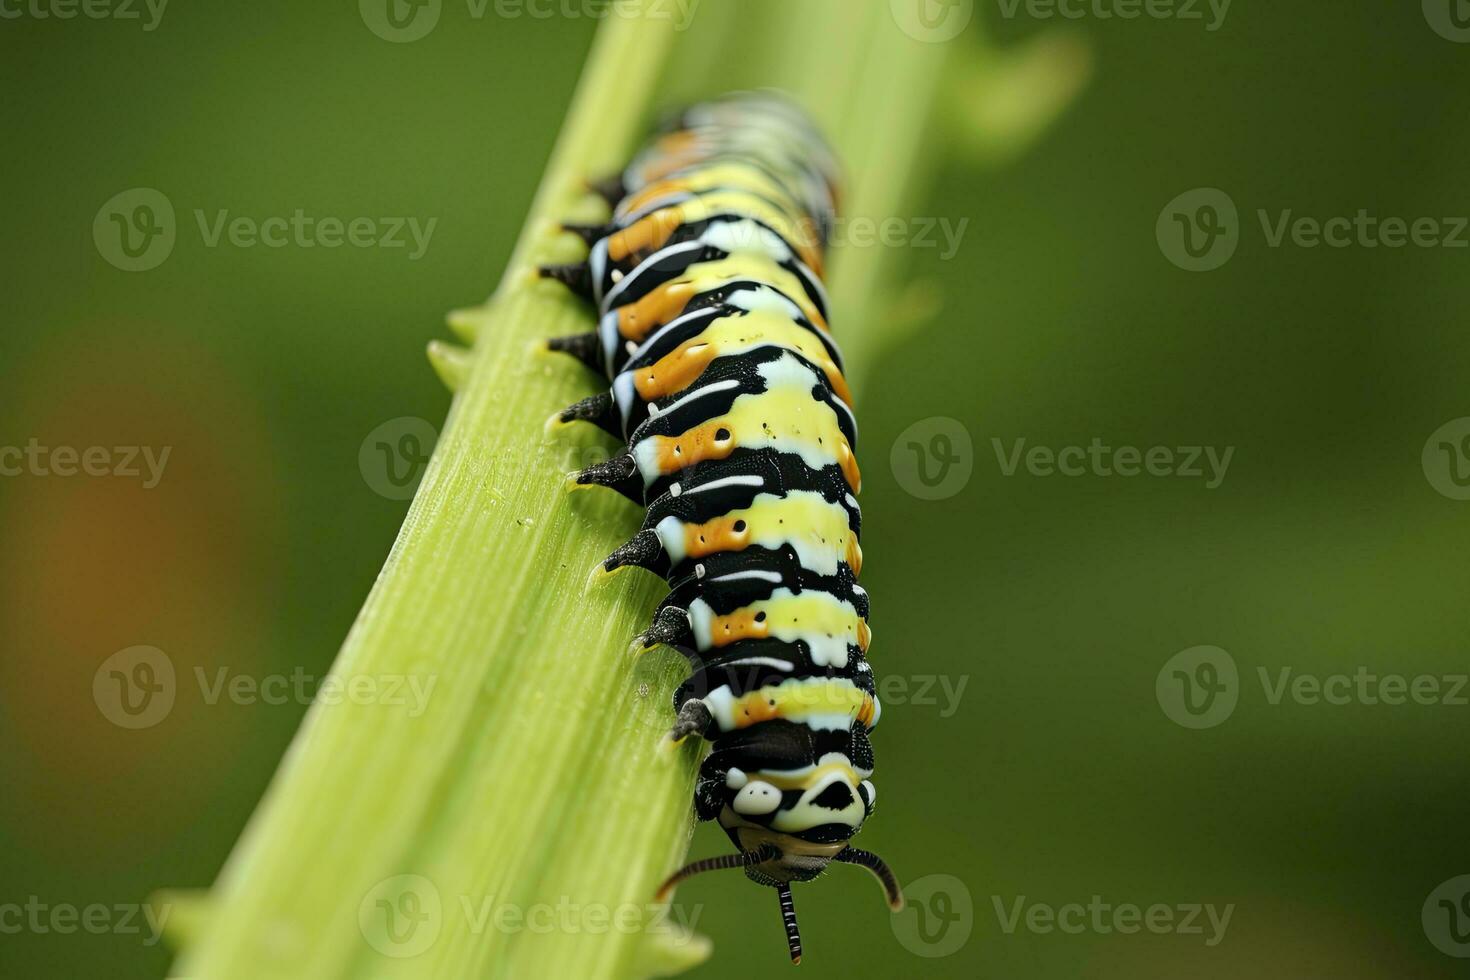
[710,570,784,584]
[682,474,764,495]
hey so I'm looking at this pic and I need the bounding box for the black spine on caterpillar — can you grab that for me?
[541,91,901,964]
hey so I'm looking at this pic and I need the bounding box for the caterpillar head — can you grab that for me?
[655,756,900,963]
[716,758,874,880]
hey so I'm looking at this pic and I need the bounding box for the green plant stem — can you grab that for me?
[174,11,693,980]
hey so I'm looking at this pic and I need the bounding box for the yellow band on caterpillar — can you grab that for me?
[632,308,851,407]
[614,253,830,343]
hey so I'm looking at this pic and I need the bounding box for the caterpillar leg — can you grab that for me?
[667,698,712,743]
[570,453,642,501]
[560,222,609,245]
[600,528,663,575]
[543,332,604,373]
[549,391,619,438]
[587,529,662,590]
[538,262,594,301]
[585,174,625,204]
[693,767,728,819]
[633,605,692,653]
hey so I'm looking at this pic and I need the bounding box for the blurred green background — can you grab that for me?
[3,1,1468,977]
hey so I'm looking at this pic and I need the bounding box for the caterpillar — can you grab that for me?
[540,92,900,965]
